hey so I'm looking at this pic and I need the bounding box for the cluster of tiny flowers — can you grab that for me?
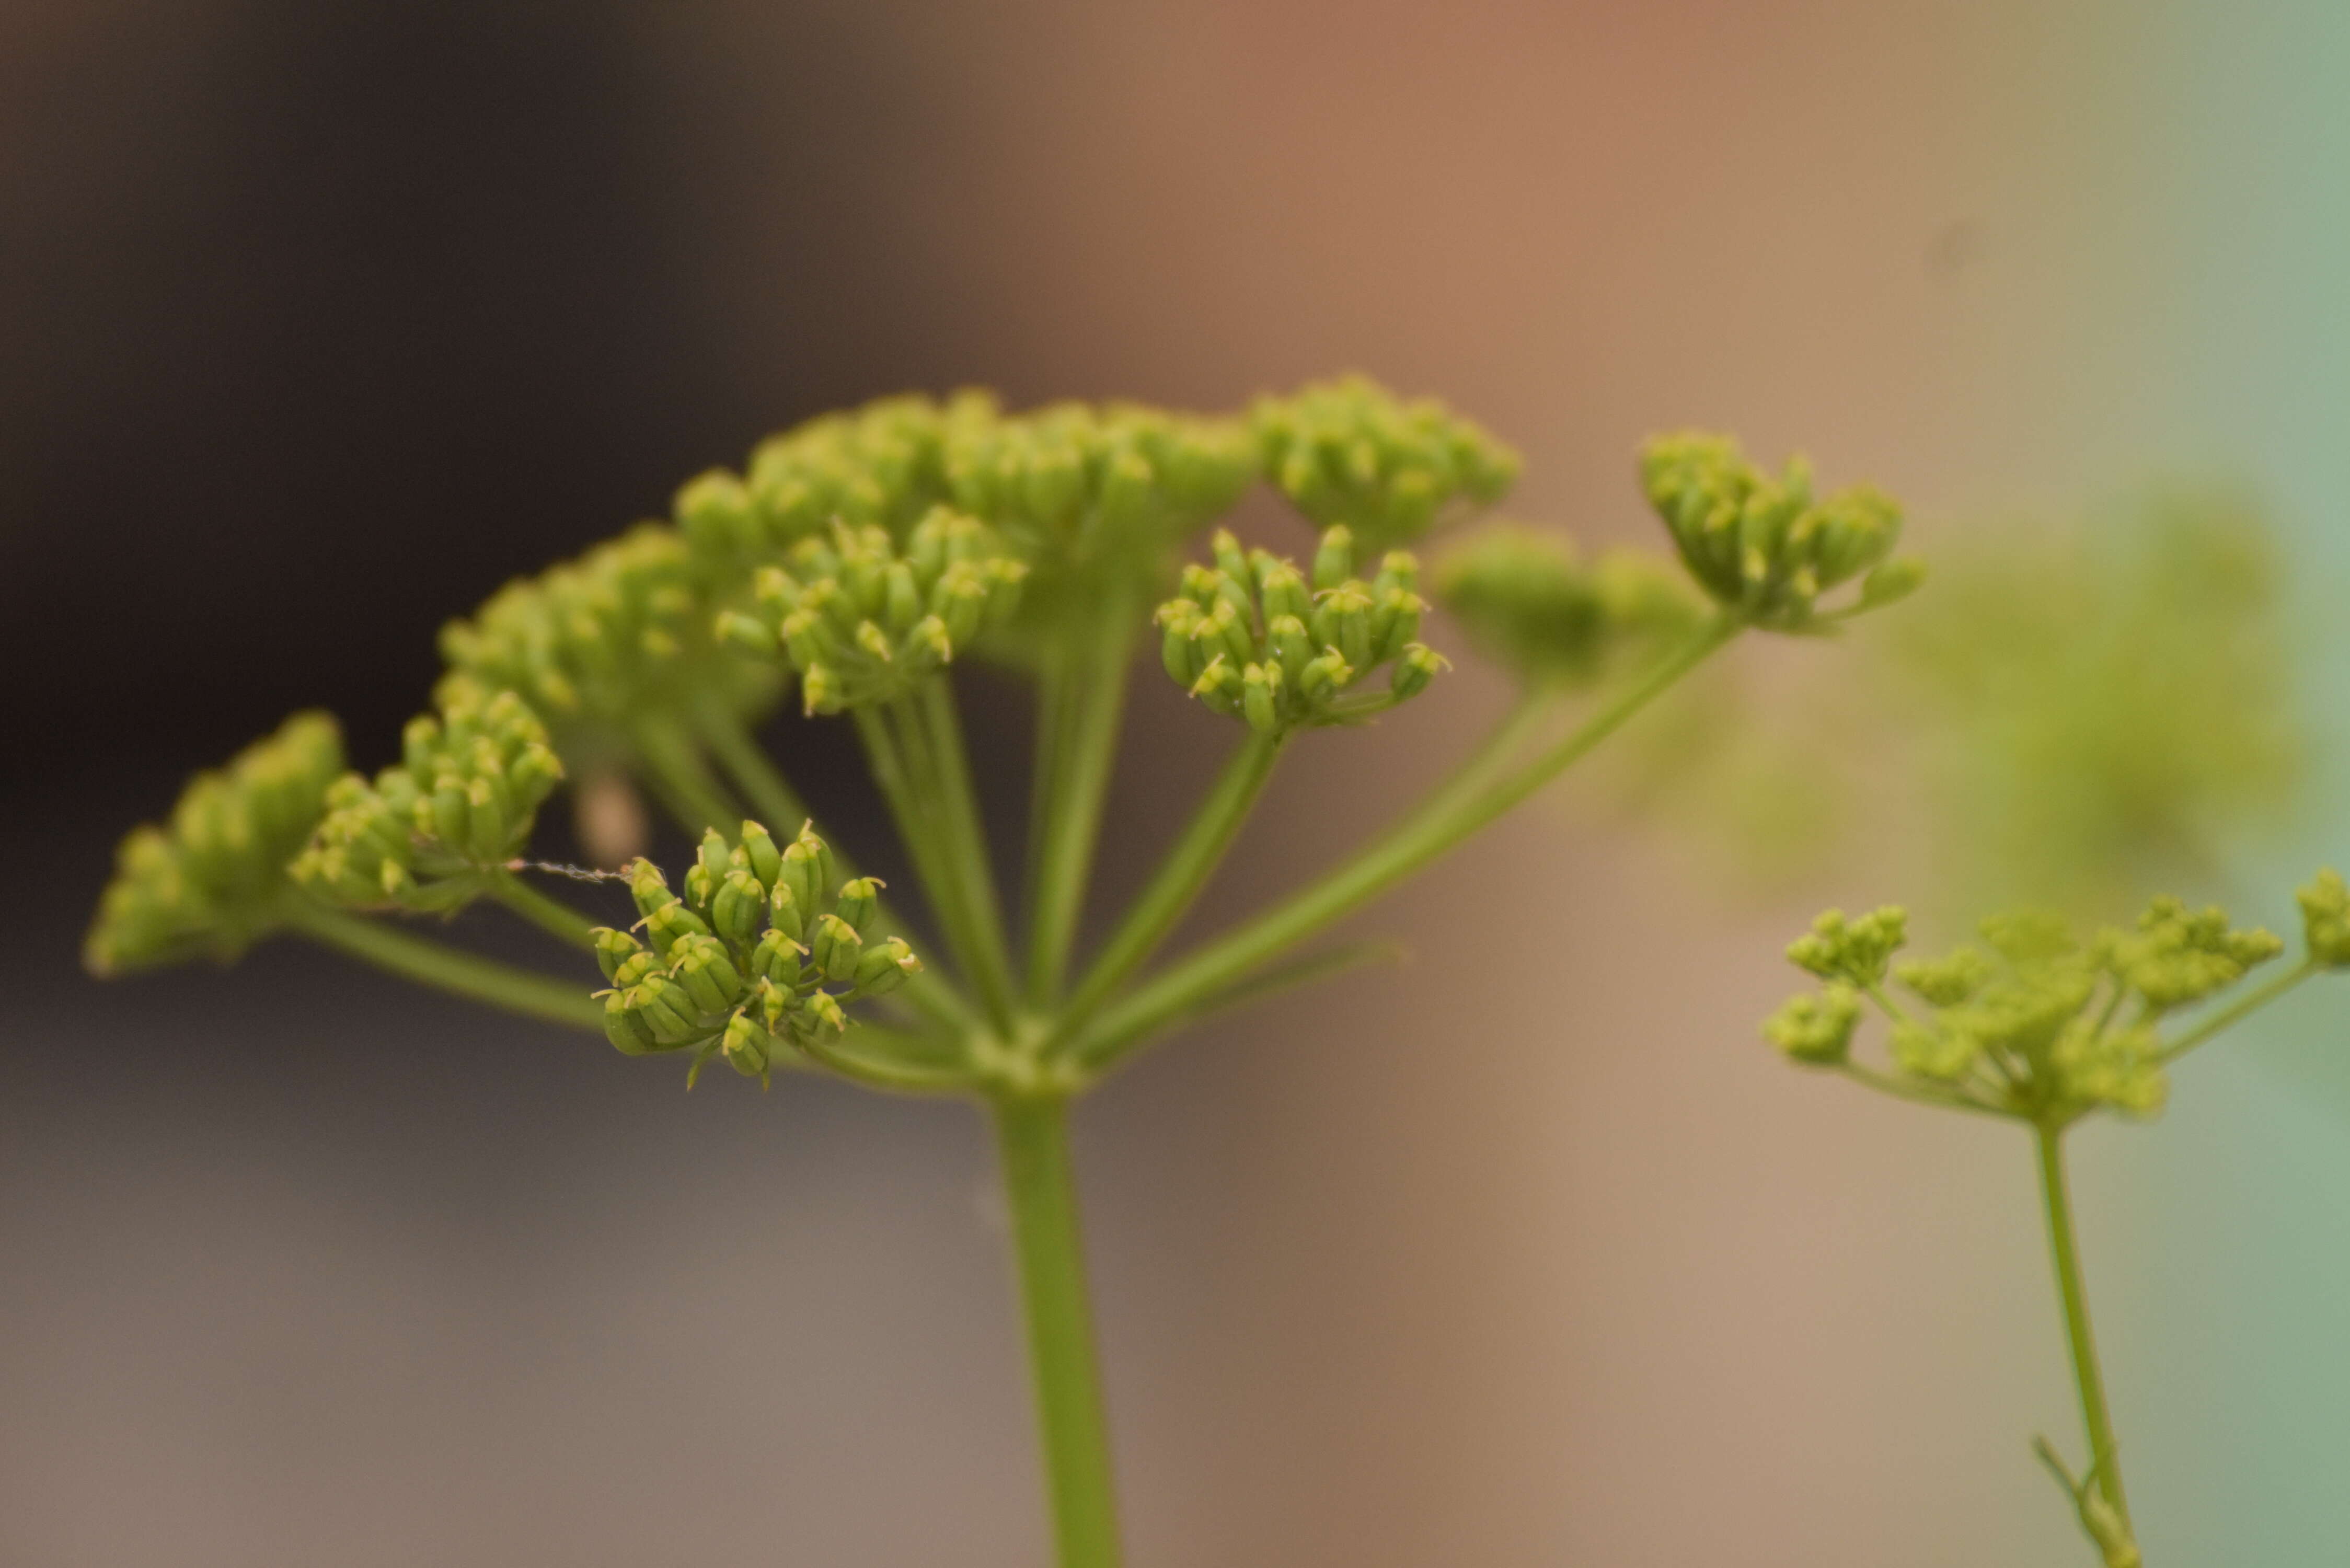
[674,393,991,570]
[292,685,563,911]
[439,524,775,744]
[1434,524,1706,683]
[85,713,347,973]
[1252,375,1520,546]
[676,394,1254,574]
[1762,875,2348,1121]
[594,821,920,1085]
[1641,433,1921,630]
[1156,525,1443,733]
[716,511,1028,714]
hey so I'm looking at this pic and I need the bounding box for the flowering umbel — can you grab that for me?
[86,712,344,974]
[1155,525,1443,731]
[293,685,563,911]
[593,821,919,1086]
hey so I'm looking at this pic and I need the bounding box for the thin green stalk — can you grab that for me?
[1024,602,1136,1007]
[1834,1060,2007,1120]
[693,701,811,833]
[854,704,992,981]
[487,872,604,950]
[2158,958,2317,1065]
[907,680,1020,1029]
[630,716,744,837]
[285,903,602,1031]
[796,1030,976,1097]
[2036,1123,2132,1536]
[992,1093,1122,1568]
[1055,729,1285,1039]
[702,700,978,1034]
[1072,618,1736,1070]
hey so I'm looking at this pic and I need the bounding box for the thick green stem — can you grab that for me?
[1024,603,1136,1007]
[487,872,604,950]
[285,903,602,1031]
[1055,729,1285,1040]
[1073,619,1735,1069]
[2036,1123,2133,1536]
[993,1094,1122,1568]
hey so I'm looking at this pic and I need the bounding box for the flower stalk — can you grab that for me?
[85,378,1927,1566]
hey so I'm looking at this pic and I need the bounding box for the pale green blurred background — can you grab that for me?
[6,2,2348,1563]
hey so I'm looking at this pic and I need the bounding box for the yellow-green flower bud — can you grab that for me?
[834,876,882,937]
[710,869,767,947]
[1762,985,1861,1065]
[739,820,783,891]
[748,927,803,988]
[810,912,862,983]
[1787,906,1908,987]
[2297,868,2350,967]
[851,936,921,997]
[592,926,645,984]
[721,1013,772,1082]
[604,992,662,1056]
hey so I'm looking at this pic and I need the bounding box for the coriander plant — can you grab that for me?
[1762,876,2350,1565]
[87,378,1916,1565]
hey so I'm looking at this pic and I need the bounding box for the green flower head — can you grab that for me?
[1253,375,1519,547]
[1434,524,1706,684]
[715,510,1029,714]
[85,712,345,974]
[291,685,564,913]
[594,820,920,1087]
[1640,432,1920,630]
[440,524,776,751]
[1156,524,1444,733]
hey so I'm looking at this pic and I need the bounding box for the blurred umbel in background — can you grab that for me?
[7,3,2348,1565]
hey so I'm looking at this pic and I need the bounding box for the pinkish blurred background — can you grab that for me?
[8,2,2347,1563]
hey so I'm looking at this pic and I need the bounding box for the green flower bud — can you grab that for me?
[1787,906,1908,987]
[642,900,713,959]
[2297,868,2350,967]
[721,1013,773,1082]
[1762,985,1860,1065]
[766,881,805,948]
[1389,643,1447,701]
[1312,525,1357,592]
[630,976,705,1045]
[1894,947,1991,1007]
[833,875,883,936]
[779,825,831,916]
[739,820,783,892]
[1638,432,1906,630]
[748,928,803,989]
[851,935,921,997]
[810,912,862,983]
[1241,662,1283,734]
[604,992,663,1056]
[628,858,677,922]
[670,933,745,1014]
[801,988,848,1036]
[592,926,644,984]
[1254,377,1518,546]
[710,869,767,947]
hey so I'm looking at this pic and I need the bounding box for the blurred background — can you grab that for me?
[6,1,2348,1562]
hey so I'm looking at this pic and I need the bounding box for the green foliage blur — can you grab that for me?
[1580,486,2310,921]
